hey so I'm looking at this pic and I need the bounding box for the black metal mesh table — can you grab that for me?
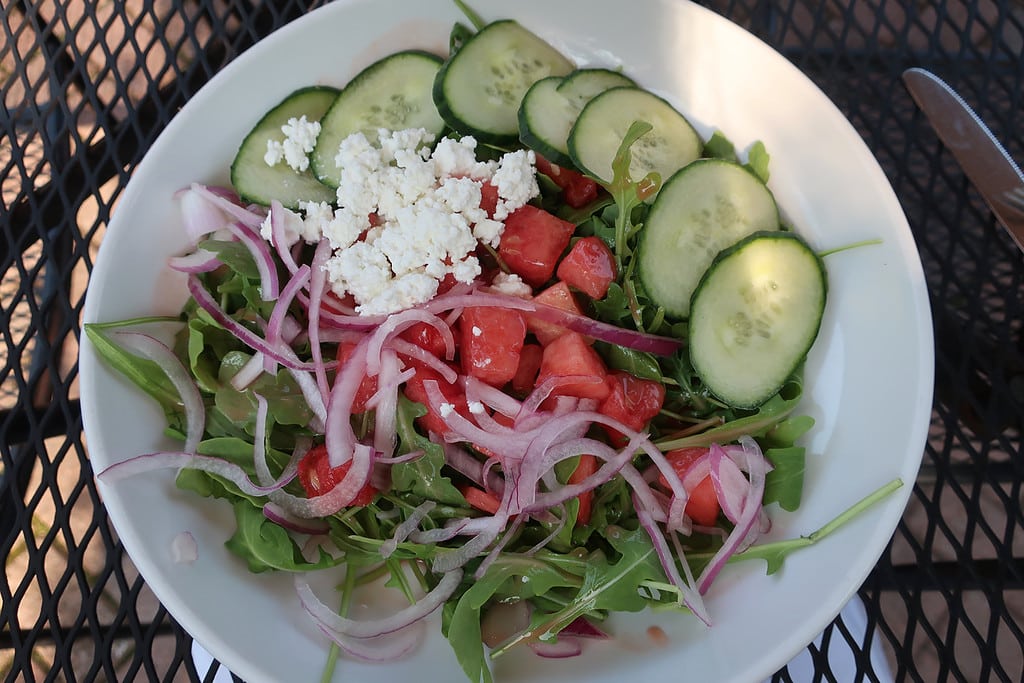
[2,1,1022,681]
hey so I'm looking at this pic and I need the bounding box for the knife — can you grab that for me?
[902,67,1024,252]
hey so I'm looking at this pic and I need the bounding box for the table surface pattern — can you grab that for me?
[2,1,1022,681]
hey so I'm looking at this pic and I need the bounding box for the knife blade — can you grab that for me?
[902,67,1024,252]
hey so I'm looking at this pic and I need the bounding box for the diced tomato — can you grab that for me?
[337,342,378,413]
[479,181,500,218]
[498,205,576,288]
[557,236,617,299]
[535,155,600,209]
[460,307,527,387]
[297,445,377,506]
[658,447,720,526]
[402,361,468,435]
[536,332,610,400]
[437,272,459,295]
[598,371,666,444]
[399,321,450,358]
[567,454,598,525]
[460,485,501,515]
[527,281,585,347]
[511,343,543,394]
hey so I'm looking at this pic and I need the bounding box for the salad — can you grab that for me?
[86,3,900,682]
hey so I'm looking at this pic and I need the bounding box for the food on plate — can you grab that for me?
[86,4,899,682]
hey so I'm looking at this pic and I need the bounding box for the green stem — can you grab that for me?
[319,564,357,683]
[453,0,487,30]
[818,238,883,258]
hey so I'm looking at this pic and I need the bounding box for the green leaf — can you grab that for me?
[447,555,584,682]
[391,396,468,506]
[762,446,806,512]
[590,282,631,324]
[745,141,771,183]
[213,351,315,431]
[200,239,260,279]
[491,526,665,656]
[703,130,738,161]
[224,500,344,573]
[83,322,187,430]
[595,341,663,381]
[726,478,903,574]
[453,0,487,30]
[449,21,475,53]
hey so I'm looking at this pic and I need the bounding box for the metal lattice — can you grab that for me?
[2,1,1022,681]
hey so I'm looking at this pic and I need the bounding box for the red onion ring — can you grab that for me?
[295,569,463,639]
[110,332,204,454]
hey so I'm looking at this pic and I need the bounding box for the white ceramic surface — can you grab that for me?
[79,1,933,682]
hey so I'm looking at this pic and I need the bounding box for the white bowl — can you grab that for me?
[80,1,933,681]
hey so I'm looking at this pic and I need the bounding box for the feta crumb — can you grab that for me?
[262,115,320,173]
[490,272,533,298]
[439,403,455,418]
[471,326,482,337]
[468,401,485,415]
[491,149,539,220]
[260,204,305,246]
[271,129,541,316]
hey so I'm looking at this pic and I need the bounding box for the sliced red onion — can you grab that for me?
[266,265,312,365]
[441,442,505,494]
[561,617,609,640]
[269,200,301,275]
[186,275,330,372]
[474,514,526,579]
[372,349,403,459]
[409,519,470,544]
[431,514,507,574]
[380,501,437,558]
[315,622,424,662]
[529,638,583,658]
[171,531,198,564]
[178,186,232,243]
[225,222,279,301]
[250,394,303,492]
[462,376,521,417]
[287,366,328,430]
[388,339,457,384]
[634,496,709,626]
[307,240,334,404]
[188,183,266,229]
[168,249,221,273]
[708,444,750,524]
[110,332,205,454]
[324,338,368,468]
[374,449,424,465]
[696,437,769,594]
[296,569,463,639]
[517,375,603,420]
[668,524,710,625]
[268,443,375,518]
[366,308,455,377]
[98,452,292,495]
[264,502,329,535]
[231,353,266,390]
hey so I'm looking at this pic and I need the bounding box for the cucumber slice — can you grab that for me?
[639,159,780,318]
[567,86,701,186]
[311,51,445,188]
[688,231,827,408]
[230,86,339,209]
[519,69,635,167]
[433,20,574,145]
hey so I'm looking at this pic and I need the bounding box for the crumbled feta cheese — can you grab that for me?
[472,217,504,248]
[438,403,455,418]
[263,116,321,173]
[260,204,306,245]
[490,272,533,298]
[263,128,541,316]
[491,149,539,220]
[431,136,497,179]
[468,401,485,415]
[471,326,482,337]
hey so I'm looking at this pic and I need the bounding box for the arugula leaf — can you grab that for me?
[703,130,738,161]
[224,500,344,573]
[595,341,662,381]
[447,555,585,683]
[745,141,771,183]
[84,323,185,426]
[605,120,662,271]
[722,478,902,574]
[199,239,260,279]
[762,446,806,512]
[491,526,665,656]
[391,396,468,506]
